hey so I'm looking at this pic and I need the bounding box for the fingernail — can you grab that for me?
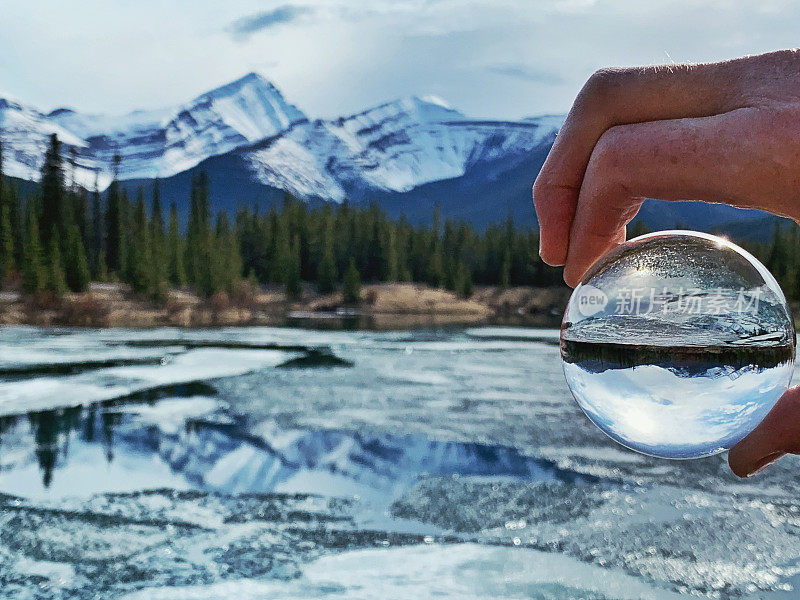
[744,451,784,478]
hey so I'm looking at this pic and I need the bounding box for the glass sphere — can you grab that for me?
[561,230,795,459]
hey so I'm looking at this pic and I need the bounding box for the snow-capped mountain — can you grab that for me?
[244,97,561,202]
[0,74,776,231]
[0,73,307,188]
[0,74,561,203]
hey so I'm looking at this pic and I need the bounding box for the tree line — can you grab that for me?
[0,134,567,302]
[4,133,798,304]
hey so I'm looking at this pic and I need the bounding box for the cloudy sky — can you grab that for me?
[1,0,799,120]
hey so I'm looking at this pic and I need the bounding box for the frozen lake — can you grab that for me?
[0,325,797,599]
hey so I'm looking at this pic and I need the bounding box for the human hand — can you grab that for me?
[533,49,800,287]
[533,49,800,476]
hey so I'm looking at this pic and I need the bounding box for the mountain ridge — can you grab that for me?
[0,75,781,234]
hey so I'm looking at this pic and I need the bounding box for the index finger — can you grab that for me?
[533,60,749,267]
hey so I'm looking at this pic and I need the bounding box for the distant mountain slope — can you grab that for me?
[0,73,306,188]
[0,75,785,235]
[241,100,562,203]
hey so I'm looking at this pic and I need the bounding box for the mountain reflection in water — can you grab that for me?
[2,383,595,501]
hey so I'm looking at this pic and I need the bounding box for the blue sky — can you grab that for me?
[1,0,798,119]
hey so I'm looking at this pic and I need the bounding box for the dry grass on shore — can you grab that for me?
[0,281,570,328]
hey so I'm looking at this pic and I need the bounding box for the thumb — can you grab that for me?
[728,386,800,478]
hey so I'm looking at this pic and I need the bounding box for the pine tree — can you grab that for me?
[285,234,302,299]
[316,216,337,293]
[40,134,67,251]
[105,157,124,274]
[0,154,14,279]
[167,203,186,287]
[64,224,90,292]
[96,254,108,283]
[385,227,400,282]
[499,247,511,288]
[270,216,293,287]
[174,197,575,297]
[214,212,242,294]
[7,184,23,270]
[454,260,473,298]
[767,221,787,282]
[127,191,151,294]
[71,188,88,246]
[426,238,445,288]
[342,258,361,303]
[149,179,167,297]
[22,208,45,295]
[90,176,104,278]
[0,139,4,202]
[185,173,213,293]
[46,231,67,296]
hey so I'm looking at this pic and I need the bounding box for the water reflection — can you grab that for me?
[0,388,597,501]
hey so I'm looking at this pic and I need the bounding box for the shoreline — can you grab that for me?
[0,282,571,330]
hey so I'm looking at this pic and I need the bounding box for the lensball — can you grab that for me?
[561,230,795,459]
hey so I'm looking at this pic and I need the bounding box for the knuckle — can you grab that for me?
[588,126,626,176]
[580,67,629,103]
[531,171,563,209]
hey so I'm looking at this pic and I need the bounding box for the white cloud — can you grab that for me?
[1,0,799,120]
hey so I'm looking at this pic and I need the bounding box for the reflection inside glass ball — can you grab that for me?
[560,231,795,459]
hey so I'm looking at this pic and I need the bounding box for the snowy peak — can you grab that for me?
[0,75,562,206]
[180,72,306,142]
[339,94,465,127]
[200,72,282,104]
[243,92,560,201]
[0,72,308,187]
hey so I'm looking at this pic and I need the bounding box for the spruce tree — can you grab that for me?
[343,258,361,303]
[72,188,88,246]
[22,208,45,295]
[0,141,15,282]
[96,254,108,283]
[185,173,213,293]
[767,222,786,281]
[499,247,511,288]
[266,210,283,284]
[90,176,104,278]
[46,232,67,296]
[204,198,573,296]
[127,191,151,294]
[270,216,292,287]
[0,206,12,280]
[454,260,473,298]
[105,162,124,274]
[385,227,400,282]
[64,224,90,293]
[316,216,337,293]
[0,139,4,201]
[285,234,302,299]
[167,203,186,287]
[7,184,23,269]
[40,134,68,251]
[149,179,167,296]
[426,238,445,288]
[212,212,241,295]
